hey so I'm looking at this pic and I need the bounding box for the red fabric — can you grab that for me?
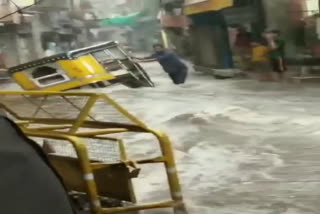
[235,31,251,48]
[0,54,6,69]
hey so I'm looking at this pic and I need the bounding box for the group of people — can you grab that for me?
[235,28,287,81]
[136,28,286,85]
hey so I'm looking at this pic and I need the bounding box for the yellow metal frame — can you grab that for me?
[10,55,116,91]
[0,90,187,214]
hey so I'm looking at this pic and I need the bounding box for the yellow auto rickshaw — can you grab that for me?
[8,41,154,91]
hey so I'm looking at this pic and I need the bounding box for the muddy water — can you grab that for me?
[3,62,320,213]
[99,62,320,214]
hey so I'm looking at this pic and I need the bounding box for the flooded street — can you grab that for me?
[3,62,320,214]
[100,62,320,214]
[1,0,319,213]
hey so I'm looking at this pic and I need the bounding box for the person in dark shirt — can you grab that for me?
[264,29,286,81]
[136,44,188,85]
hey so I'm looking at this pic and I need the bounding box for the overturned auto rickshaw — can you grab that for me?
[0,90,186,214]
[8,41,154,91]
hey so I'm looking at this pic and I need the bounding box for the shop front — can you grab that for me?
[184,0,234,70]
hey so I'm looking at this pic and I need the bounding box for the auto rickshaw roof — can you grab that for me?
[8,41,119,74]
[8,53,70,74]
[67,41,118,58]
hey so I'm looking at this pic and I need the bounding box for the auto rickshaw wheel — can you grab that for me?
[96,81,107,88]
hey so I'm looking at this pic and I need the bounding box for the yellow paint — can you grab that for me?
[43,79,82,91]
[58,55,112,78]
[252,45,270,63]
[185,0,233,15]
[161,30,169,48]
[12,72,38,90]
[42,74,114,91]
[12,55,116,91]
[0,91,187,214]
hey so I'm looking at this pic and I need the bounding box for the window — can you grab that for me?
[32,66,57,78]
[30,64,70,87]
[92,48,127,71]
[38,75,66,85]
[92,48,126,62]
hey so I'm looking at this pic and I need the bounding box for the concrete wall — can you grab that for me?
[143,0,160,16]
[263,0,307,28]
[263,0,307,56]
[16,35,37,64]
[263,0,292,32]
[0,33,19,67]
[188,11,232,69]
[191,26,219,67]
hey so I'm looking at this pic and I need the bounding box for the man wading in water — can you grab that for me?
[134,44,188,85]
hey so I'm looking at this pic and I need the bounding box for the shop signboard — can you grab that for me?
[184,0,233,15]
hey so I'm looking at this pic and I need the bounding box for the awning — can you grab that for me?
[100,12,146,26]
[184,0,234,15]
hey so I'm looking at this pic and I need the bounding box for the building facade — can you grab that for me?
[263,0,309,56]
[0,0,34,67]
[0,0,90,67]
[163,0,309,69]
[184,0,234,69]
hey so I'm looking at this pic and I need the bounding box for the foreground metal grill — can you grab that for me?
[0,90,187,214]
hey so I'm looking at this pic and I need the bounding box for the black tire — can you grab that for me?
[96,81,107,88]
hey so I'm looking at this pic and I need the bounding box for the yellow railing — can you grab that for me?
[0,90,187,214]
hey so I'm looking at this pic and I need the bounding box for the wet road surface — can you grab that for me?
[104,62,320,214]
[3,62,320,214]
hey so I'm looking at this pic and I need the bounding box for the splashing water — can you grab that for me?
[3,61,320,213]
[105,62,320,214]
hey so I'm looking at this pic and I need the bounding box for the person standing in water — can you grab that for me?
[135,44,188,85]
[251,38,271,81]
[264,29,287,81]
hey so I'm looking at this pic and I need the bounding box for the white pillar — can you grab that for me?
[31,14,44,58]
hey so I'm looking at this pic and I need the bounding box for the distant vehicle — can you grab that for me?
[8,41,154,91]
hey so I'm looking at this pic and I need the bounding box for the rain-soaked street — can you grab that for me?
[103,62,320,214]
[3,62,320,214]
[2,1,320,214]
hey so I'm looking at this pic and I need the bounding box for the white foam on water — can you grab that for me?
[178,141,283,191]
[215,106,286,125]
[4,61,320,213]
